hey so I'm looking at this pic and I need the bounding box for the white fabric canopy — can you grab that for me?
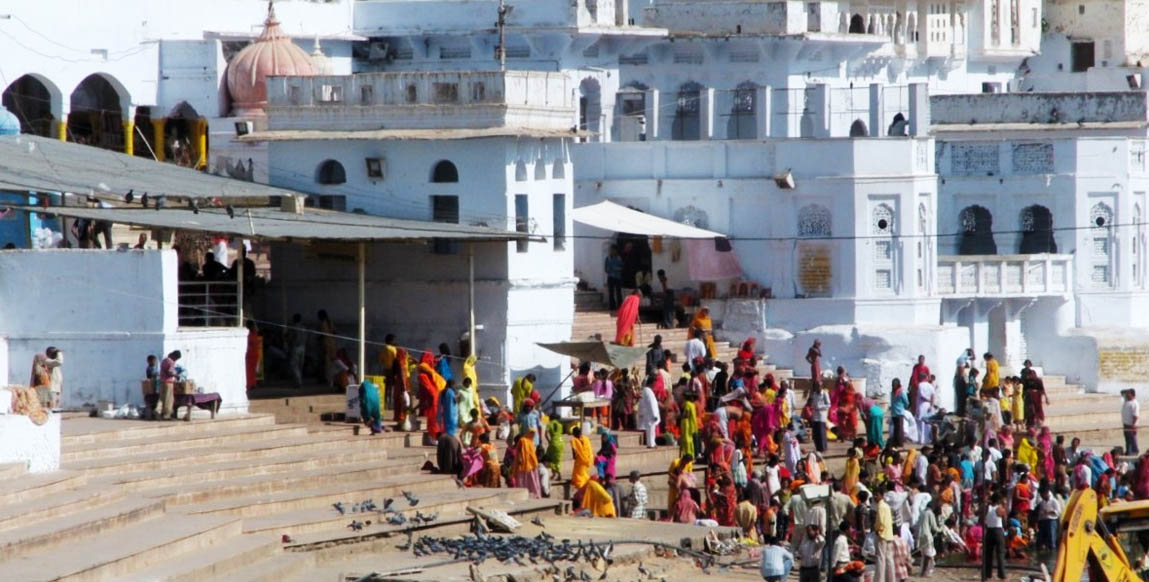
[571,200,725,239]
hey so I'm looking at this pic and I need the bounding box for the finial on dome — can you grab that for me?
[266,1,277,25]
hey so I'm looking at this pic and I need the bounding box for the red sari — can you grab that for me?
[834,377,858,437]
[245,328,261,389]
[615,293,641,346]
[417,351,446,438]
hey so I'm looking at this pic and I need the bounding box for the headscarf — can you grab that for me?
[571,432,594,490]
[738,338,756,361]
[463,354,480,409]
[513,432,539,473]
[512,375,533,414]
[1017,437,1038,473]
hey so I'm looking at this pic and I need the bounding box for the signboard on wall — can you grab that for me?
[798,243,832,296]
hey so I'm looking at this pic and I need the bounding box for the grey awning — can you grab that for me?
[537,340,649,369]
[0,134,308,201]
[3,205,536,243]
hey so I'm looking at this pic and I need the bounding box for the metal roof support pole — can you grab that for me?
[358,242,367,387]
[236,246,244,327]
[468,243,477,361]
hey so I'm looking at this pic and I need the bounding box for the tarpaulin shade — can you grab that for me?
[572,201,725,239]
[536,340,649,369]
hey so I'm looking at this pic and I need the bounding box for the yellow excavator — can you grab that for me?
[1053,488,1146,582]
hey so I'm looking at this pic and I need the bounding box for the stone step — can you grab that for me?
[0,514,242,582]
[0,497,166,561]
[125,532,282,582]
[187,472,459,518]
[109,447,396,492]
[0,485,127,533]
[199,552,313,582]
[63,433,390,476]
[282,497,568,553]
[243,487,530,537]
[153,458,429,508]
[0,471,87,506]
[0,463,25,481]
[61,423,313,463]
[60,414,278,447]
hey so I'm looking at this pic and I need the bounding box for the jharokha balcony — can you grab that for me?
[936,254,1073,298]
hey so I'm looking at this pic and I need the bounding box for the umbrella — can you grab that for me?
[536,340,648,369]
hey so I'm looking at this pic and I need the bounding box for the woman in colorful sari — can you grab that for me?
[512,430,542,498]
[511,373,535,414]
[461,438,486,486]
[1133,452,1149,499]
[836,371,859,439]
[436,343,454,384]
[244,321,261,389]
[457,377,476,433]
[688,307,718,358]
[614,290,642,346]
[711,472,737,527]
[541,419,565,477]
[667,454,694,515]
[679,392,699,460]
[1017,435,1039,472]
[1023,368,1048,429]
[358,377,383,434]
[1037,427,1055,480]
[748,384,771,456]
[417,351,446,439]
[392,348,411,424]
[477,432,502,487]
[738,337,755,361]
[864,397,885,449]
[843,447,861,498]
[582,477,617,517]
[594,428,619,481]
[776,383,793,430]
[439,380,460,437]
[570,426,594,493]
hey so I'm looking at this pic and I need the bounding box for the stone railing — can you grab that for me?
[936,254,1073,297]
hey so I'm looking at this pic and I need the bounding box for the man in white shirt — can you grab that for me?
[1123,389,1140,455]
[809,387,831,452]
[684,332,707,366]
[916,378,936,443]
[1035,488,1062,551]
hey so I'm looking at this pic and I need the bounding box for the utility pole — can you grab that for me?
[496,0,512,70]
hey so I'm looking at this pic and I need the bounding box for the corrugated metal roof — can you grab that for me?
[0,134,306,200]
[3,205,536,243]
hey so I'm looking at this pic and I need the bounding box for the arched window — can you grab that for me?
[431,160,459,183]
[849,14,866,33]
[552,159,565,180]
[958,205,997,255]
[316,159,346,185]
[534,157,547,181]
[1018,205,1057,253]
[798,204,832,237]
[872,204,895,290]
[728,81,757,139]
[672,82,702,141]
[849,119,868,137]
[1091,202,1114,285]
[514,160,528,182]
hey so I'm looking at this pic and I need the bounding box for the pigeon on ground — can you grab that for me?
[332,502,345,515]
[531,516,545,527]
[348,520,364,531]
[402,490,419,506]
[383,497,394,510]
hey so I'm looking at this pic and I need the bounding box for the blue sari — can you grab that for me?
[359,380,382,434]
[439,386,459,436]
[867,403,885,449]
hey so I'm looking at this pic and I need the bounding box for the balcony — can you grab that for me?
[936,254,1072,298]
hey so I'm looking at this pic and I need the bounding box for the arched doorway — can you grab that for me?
[2,74,58,137]
[1018,205,1057,253]
[579,78,602,142]
[163,102,205,167]
[958,205,997,255]
[671,82,702,141]
[849,14,866,33]
[68,74,127,150]
[849,119,868,137]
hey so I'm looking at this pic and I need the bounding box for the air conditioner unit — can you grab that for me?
[281,194,306,215]
[773,170,795,190]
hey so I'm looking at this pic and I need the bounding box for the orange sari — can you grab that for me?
[417,351,446,438]
[688,308,717,357]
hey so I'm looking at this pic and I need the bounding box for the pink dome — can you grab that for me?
[226,5,316,116]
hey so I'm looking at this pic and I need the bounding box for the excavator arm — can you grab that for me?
[1054,489,1142,582]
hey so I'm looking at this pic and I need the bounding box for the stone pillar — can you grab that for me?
[122,120,135,156]
[908,82,929,137]
[193,118,208,169]
[699,88,715,140]
[869,83,883,137]
[151,118,166,162]
[812,84,831,138]
[754,86,771,139]
[644,89,660,141]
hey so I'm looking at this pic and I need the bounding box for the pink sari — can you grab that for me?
[1037,428,1054,480]
[1134,453,1149,499]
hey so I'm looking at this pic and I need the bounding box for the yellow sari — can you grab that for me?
[570,435,593,491]
[1017,437,1038,470]
[666,457,694,512]
[582,479,617,517]
[464,355,481,410]
[512,376,533,414]
[843,456,860,500]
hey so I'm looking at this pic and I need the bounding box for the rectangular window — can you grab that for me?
[432,82,459,104]
[553,194,566,250]
[318,84,343,103]
[515,195,529,253]
[431,195,459,254]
